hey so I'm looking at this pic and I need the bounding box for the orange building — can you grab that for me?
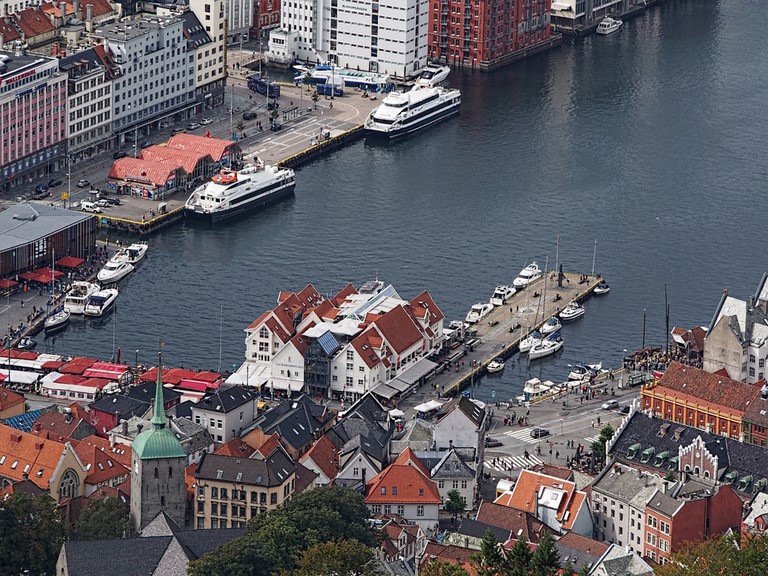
[427,0,556,70]
[641,362,758,439]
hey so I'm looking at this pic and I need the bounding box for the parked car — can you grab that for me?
[104,197,122,206]
[95,199,110,208]
[530,428,550,439]
[113,150,127,159]
[32,189,51,200]
[187,122,200,130]
[618,404,630,414]
[243,111,258,121]
[485,437,503,448]
[80,201,102,213]
[200,117,213,125]
[35,183,49,193]
[76,179,90,188]
[47,178,62,187]
[140,140,154,148]
[171,128,187,136]
[601,400,619,410]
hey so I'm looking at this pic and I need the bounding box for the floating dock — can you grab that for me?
[435,273,605,397]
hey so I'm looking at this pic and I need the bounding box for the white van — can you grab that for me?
[81,201,102,213]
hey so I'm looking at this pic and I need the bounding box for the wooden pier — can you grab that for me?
[436,272,604,397]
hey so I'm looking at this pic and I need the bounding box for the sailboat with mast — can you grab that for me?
[44,253,70,334]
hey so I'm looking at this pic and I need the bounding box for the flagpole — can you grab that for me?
[591,239,597,277]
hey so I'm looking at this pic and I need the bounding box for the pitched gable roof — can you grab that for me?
[408,290,445,323]
[214,437,256,458]
[300,435,339,481]
[14,7,56,37]
[0,386,24,412]
[500,469,580,525]
[371,305,424,355]
[332,283,358,306]
[365,463,441,505]
[393,447,431,478]
[32,411,92,439]
[475,501,547,543]
[166,133,237,163]
[653,362,759,413]
[72,441,130,485]
[351,329,383,369]
[0,423,69,488]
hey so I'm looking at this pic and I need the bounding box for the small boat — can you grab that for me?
[516,377,552,403]
[84,288,119,317]
[487,357,505,373]
[64,281,101,315]
[559,301,586,322]
[465,302,494,324]
[415,63,451,88]
[529,332,564,361]
[111,242,148,266]
[513,262,543,288]
[541,316,563,335]
[596,17,622,35]
[594,282,611,295]
[568,363,602,381]
[519,330,543,353]
[490,285,516,306]
[97,260,135,284]
[44,307,70,334]
[16,336,37,350]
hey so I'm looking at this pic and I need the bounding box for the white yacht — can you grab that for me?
[111,242,148,266]
[529,332,564,361]
[596,17,622,35]
[465,302,494,324]
[97,260,135,284]
[44,307,70,334]
[513,262,543,288]
[541,316,563,335]
[487,357,505,373]
[559,301,586,322]
[63,282,100,315]
[185,162,296,223]
[490,285,516,306]
[364,85,461,139]
[519,330,543,353]
[594,282,611,295]
[84,288,119,317]
[415,64,450,88]
[516,377,552,403]
[568,363,602,381]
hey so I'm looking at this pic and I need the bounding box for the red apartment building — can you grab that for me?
[428,0,556,70]
[253,0,281,40]
[642,484,742,565]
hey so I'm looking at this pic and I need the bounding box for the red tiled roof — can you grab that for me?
[332,283,358,306]
[475,501,547,543]
[257,433,281,457]
[296,284,323,308]
[214,437,256,458]
[556,531,609,557]
[653,362,759,413]
[0,423,68,488]
[33,411,84,439]
[0,18,21,42]
[308,299,337,321]
[72,441,130,485]
[300,435,339,481]
[291,322,316,356]
[41,1,75,17]
[365,463,441,505]
[393,447,431,478]
[108,157,182,186]
[499,469,578,524]
[371,305,423,355]
[140,146,212,174]
[77,435,132,468]
[73,0,115,19]
[166,133,237,162]
[246,310,271,331]
[15,7,56,36]
[0,387,24,412]
[265,316,291,344]
[420,543,477,575]
[562,490,585,530]
[350,329,382,369]
[408,290,445,324]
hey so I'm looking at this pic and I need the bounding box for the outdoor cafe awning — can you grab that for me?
[0,279,18,289]
[55,256,86,269]
[371,384,399,400]
[414,400,443,413]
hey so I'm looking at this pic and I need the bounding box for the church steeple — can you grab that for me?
[151,351,167,429]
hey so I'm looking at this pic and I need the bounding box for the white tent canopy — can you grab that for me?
[389,408,405,419]
[414,400,443,413]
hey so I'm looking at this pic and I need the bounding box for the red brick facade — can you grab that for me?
[254,0,281,39]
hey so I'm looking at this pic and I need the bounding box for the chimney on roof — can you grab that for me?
[86,3,92,22]
[136,423,143,433]
[64,412,72,424]
[73,0,79,17]
[60,1,67,21]
[33,422,42,432]
[122,419,128,435]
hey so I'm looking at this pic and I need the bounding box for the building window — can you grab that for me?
[397,505,405,516]
[417,505,424,516]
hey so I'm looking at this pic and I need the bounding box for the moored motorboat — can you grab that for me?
[487,357,505,373]
[516,377,552,403]
[16,336,37,350]
[97,260,135,284]
[415,64,450,88]
[559,301,586,322]
[490,285,516,306]
[541,316,563,335]
[529,332,564,360]
[111,242,148,266]
[594,282,611,295]
[84,288,119,317]
[596,17,622,35]
[64,282,101,315]
[568,362,602,381]
[44,307,70,334]
[465,302,494,324]
[519,330,543,353]
[513,262,543,288]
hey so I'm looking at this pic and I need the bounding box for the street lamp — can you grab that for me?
[135,349,139,367]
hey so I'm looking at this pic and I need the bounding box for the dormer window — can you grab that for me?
[392,486,397,495]
[381,487,386,495]
[419,488,424,496]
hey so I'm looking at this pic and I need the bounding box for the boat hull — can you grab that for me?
[45,312,70,334]
[84,300,116,317]
[529,340,564,360]
[185,182,295,223]
[560,308,585,322]
[365,100,461,140]
[97,269,133,284]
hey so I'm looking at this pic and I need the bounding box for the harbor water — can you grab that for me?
[42,1,768,403]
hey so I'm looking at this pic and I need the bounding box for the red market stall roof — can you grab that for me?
[19,271,48,283]
[83,377,111,390]
[192,371,222,383]
[108,157,182,186]
[166,133,239,163]
[41,360,66,370]
[59,357,98,375]
[140,146,213,174]
[55,374,86,385]
[177,379,210,393]
[0,372,5,382]
[0,279,18,289]
[55,256,86,269]
[34,267,65,279]
[83,362,130,380]
[0,348,40,360]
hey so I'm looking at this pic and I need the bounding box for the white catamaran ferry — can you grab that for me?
[364,85,461,139]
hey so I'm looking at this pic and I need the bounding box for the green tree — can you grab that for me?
[311,91,319,110]
[506,535,532,576]
[655,533,768,576]
[577,563,591,576]
[444,489,466,514]
[71,497,135,541]
[421,560,471,576]
[529,530,559,576]
[472,529,506,576]
[269,108,280,127]
[561,560,575,576]
[288,539,377,576]
[590,424,615,468]
[0,492,66,576]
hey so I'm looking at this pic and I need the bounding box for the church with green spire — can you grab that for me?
[130,354,187,531]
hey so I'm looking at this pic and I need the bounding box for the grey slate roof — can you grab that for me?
[251,394,334,452]
[169,400,194,419]
[195,386,258,414]
[456,396,486,428]
[195,447,296,487]
[0,202,94,252]
[646,490,683,517]
[455,518,509,542]
[127,382,182,405]
[89,394,149,418]
[170,417,214,455]
[415,449,475,479]
[62,537,173,576]
[179,10,212,49]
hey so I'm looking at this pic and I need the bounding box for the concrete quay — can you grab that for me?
[433,273,604,397]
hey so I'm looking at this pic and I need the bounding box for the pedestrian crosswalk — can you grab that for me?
[502,428,539,443]
[484,453,544,473]
[584,435,599,444]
